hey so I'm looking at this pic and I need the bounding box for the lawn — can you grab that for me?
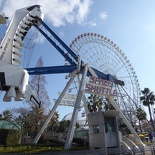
[0,144,89,154]
[0,145,64,154]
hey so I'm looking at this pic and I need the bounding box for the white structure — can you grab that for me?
[0,5,43,107]
[88,110,120,149]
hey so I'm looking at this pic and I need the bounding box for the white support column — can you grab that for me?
[33,70,77,144]
[82,66,98,116]
[88,66,98,77]
[108,96,141,141]
[64,64,88,150]
[76,74,89,116]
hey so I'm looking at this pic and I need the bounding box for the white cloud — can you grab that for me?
[76,0,93,24]
[87,20,97,27]
[59,31,65,38]
[0,0,93,44]
[99,11,108,20]
[0,0,93,27]
[35,32,45,44]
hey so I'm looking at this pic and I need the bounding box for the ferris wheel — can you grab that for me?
[31,18,142,145]
[67,32,141,122]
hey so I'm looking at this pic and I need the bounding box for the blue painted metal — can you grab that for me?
[26,65,111,81]
[34,25,76,66]
[35,18,79,64]
[31,18,112,81]
[26,65,77,75]
[92,69,112,81]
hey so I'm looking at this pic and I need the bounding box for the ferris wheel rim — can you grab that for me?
[68,32,141,110]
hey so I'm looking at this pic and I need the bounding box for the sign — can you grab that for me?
[58,92,77,100]
[54,99,75,107]
[54,92,83,107]
[85,76,117,96]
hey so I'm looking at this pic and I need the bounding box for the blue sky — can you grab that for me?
[0,0,155,120]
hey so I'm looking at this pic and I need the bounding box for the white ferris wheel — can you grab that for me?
[65,32,141,123]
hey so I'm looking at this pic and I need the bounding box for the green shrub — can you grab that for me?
[0,129,21,145]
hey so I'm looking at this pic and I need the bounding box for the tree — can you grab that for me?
[25,56,60,139]
[103,98,115,111]
[0,114,2,119]
[136,107,147,133]
[25,57,51,137]
[30,56,51,112]
[57,120,70,133]
[57,120,79,138]
[13,108,34,141]
[2,110,12,120]
[87,94,104,113]
[0,109,23,144]
[46,112,59,138]
[1,108,32,144]
[87,94,114,113]
[140,88,155,131]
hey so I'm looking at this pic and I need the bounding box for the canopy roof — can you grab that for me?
[0,120,21,130]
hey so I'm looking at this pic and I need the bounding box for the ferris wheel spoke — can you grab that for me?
[115,85,136,124]
[68,32,140,122]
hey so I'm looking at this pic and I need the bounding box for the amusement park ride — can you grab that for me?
[0,5,142,149]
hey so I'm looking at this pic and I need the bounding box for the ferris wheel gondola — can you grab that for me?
[67,32,141,123]
[30,17,142,145]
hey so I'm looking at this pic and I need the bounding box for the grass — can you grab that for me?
[0,144,89,154]
[0,145,64,154]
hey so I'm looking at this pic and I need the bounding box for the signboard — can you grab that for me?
[85,76,117,96]
[58,92,77,100]
[54,99,75,107]
[54,92,78,107]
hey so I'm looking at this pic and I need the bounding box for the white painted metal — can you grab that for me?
[64,64,88,149]
[108,96,141,141]
[0,5,43,107]
[33,70,78,144]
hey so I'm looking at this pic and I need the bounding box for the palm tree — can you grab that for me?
[87,94,115,113]
[136,107,147,133]
[140,88,155,131]
[103,98,115,111]
[87,94,104,113]
[3,110,12,120]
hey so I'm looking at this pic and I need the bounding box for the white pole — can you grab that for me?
[33,70,77,144]
[108,96,141,141]
[64,64,88,149]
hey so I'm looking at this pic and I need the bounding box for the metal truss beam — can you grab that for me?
[64,64,88,149]
[26,65,111,81]
[33,70,78,144]
[26,65,77,75]
[34,18,111,81]
[34,20,78,66]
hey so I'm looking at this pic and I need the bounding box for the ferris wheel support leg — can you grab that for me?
[81,67,98,117]
[82,96,89,116]
[64,64,88,150]
[88,66,98,77]
[79,67,98,122]
[32,70,77,144]
[108,96,141,141]
[76,74,89,116]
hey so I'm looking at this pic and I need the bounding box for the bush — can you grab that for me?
[0,129,21,145]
